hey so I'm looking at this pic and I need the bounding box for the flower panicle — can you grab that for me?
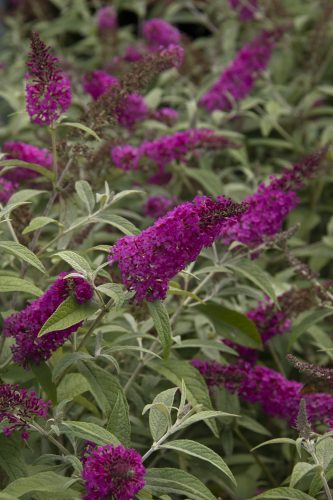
[0,383,50,440]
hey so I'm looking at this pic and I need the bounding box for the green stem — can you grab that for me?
[306,440,333,500]
[30,421,70,456]
[49,126,58,179]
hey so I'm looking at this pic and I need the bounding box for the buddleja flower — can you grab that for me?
[228,0,258,20]
[117,93,148,129]
[0,384,50,439]
[3,141,52,181]
[97,6,117,32]
[82,70,119,101]
[25,32,71,125]
[151,107,179,126]
[143,19,181,50]
[82,444,145,500]
[193,360,333,428]
[223,148,327,248]
[200,30,282,112]
[109,196,246,301]
[111,128,234,183]
[3,273,93,367]
[0,178,17,204]
[144,195,177,219]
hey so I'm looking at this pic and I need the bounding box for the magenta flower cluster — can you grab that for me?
[0,178,16,204]
[111,128,233,183]
[82,70,119,101]
[223,148,327,248]
[151,107,179,126]
[143,18,181,50]
[0,383,50,440]
[228,0,258,20]
[193,360,333,428]
[3,141,52,181]
[109,196,245,301]
[3,273,93,367]
[200,30,281,112]
[144,195,177,219]
[82,444,145,500]
[97,6,117,32]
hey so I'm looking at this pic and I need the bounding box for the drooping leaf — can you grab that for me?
[0,276,42,296]
[94,213,140,235]
[22,216,60,234]
[250,487,316,499]
[0,241,46,273]
[60,421,119,446]
[145,468,216,500]
[288,308,333,349]
[290,462,321,488]
[226,259,276,303]
[160,439,236,484]
[38,296,97,337]
[54,250,92,276]
[0,160,55,181]
[2,472,78,498]
[148,301,173,359]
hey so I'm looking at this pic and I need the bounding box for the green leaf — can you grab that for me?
[226,259,276,303]
[60,421,120,446]
[184,167,223,196]
[31,362,57,405]
[8,189,46,205]
[290,463,321,488]
[238,416,272,436]
[251,438,296,452]
[177,410,237,431]
[288,308,333,349]
[54,250,92,276]
[0,241,46,273]
[250,487,316,499]
[52,352,92,383]
[111,189,144,205]
[75,180,95,214]
[173,338,237,355]
[148,388,178,441]
[96,283,126,308]
[22,216,60,234]
[0,159,55,182]
[79,362,131,445]
[197,302,262,349]
[57,373,90,401]
[148,301,173,359]
[59,121,102,141]
[38,296,96,337]
[151,360,219,436]
[0,434,27,481]
[161,439,236,485]
[0,276,42,296]
[145,468,216,500]
[2,472,78,498]
[95,213,139,235]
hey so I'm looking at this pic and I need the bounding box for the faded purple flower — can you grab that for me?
[223,148,327,248]
[0,384,50,439]
[144,195,177,219]
[82,70,119,101]
[143,19,181,50]
[117,93,148,129]
[0,178,17,204]
[124,45,143,62]
[151,107,179,126]
[109,196,246,301]
[160,44,184,68]
[228,0,258,20]
[193,360,333,428]
[82,444,145,500]
[3,273,93,367]
[3,141,52,181]
[200,30,282,112]
[97,6,117,32]
[25,32,71,126]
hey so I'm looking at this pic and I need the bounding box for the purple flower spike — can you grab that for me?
[0,384,50,439]
[25,32,71,126]
[3,273,93,367]
[200,30,282,112]
[82,444,145,500]
[228,0,258,20]
[109,196,246,301]
[82,70,119,101]
[97,6,118,32]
